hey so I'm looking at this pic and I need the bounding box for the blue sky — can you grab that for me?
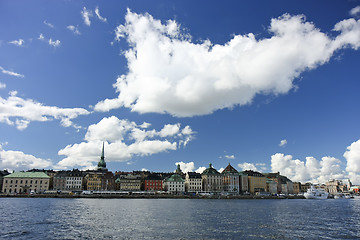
[1,0,360,184]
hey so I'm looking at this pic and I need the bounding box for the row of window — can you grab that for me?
[5,179,45,184]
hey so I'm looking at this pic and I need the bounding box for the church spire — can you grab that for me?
[97,142,108,171]
[101,142,105,160]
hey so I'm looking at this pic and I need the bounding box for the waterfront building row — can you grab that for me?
[1,143,358,194]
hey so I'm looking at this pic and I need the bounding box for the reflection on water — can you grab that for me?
[1,198,360,239]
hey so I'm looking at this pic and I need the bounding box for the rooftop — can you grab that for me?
[4,171,50,179]
[202,163,220,175]
[222,163,239,174]
[164,174,184,182]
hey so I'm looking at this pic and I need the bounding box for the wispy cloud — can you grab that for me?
[0,66,24,78]
[67,25,81,35]
[81,7,93,26]
[49,38,61,47]
[38,33,45,40]
[0,83,6,89]
[350,6,360,17]
[43,20,54,28]
[8,39,24,46]
[38,33,61,48]
[0,91,89,130]
[279,139,287,147]
[225,154,236,159]
[95,6,107,22]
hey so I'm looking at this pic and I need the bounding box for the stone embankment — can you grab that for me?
[0,193,305,199]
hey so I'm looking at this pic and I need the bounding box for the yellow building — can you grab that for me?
[242,170,266,194]
[85,172,102,191]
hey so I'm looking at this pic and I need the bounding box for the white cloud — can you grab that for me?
[67,25,81,35]
[279,139,287,147]
[9,39,24,46]
[43,20,54,28]
[95,10,360,117]
[38,33,61,48]
[175,161,195,173]
[344,139,360,184]
[95,6,107,22]
[350,6,360,17]
[49,39,61,48]
[0,83,6,89]
[0,91,89,130]
[195,166,206,174]
[159,123,180,137]
[0,66,24,78]
[81,7,93,26]
[141,168,149,171]
[56,116,195,169]
[38,34,45,40]
[271,153,345,183]
[0,145,53,171]
[238,162,258,171]
[224,154,235,159]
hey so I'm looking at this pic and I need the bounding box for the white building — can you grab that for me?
[163,174,185,193]
[185,172,202,193]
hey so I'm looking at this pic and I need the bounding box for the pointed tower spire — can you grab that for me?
[101,142,105,160]
[97,142,108,171]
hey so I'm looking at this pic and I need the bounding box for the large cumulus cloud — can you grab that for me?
[95,10,360,116]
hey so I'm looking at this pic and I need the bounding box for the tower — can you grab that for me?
[97,142,108,172]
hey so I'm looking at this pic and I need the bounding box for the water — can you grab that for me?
[1,198,360,239]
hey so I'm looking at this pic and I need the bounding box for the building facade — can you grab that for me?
[65,170,85,191]
[185,172,202,193]
[239,172,249,193]
[163,173,185,193]
[243,170,266,194]
[202,163,223,193]
[0,170,10,193]
[2,172,50,194]
[115,174,141,191]
[221,163,240,193]
[266,180,278,194]
[144,174,163,191]
[53,171,67,191]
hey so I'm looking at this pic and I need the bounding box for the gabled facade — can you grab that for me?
[221,163,240,193]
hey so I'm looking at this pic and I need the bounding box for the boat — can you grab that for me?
[304,185,329,199]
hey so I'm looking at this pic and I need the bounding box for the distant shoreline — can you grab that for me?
[0,193,305,199]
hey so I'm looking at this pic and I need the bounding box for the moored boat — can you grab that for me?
[304,185,328,199]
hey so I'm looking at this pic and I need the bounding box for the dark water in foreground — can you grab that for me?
[1,198,360,239]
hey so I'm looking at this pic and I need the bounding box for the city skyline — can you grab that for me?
[1,0,360,184]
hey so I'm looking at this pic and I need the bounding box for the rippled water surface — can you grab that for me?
[1,198,360,239]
